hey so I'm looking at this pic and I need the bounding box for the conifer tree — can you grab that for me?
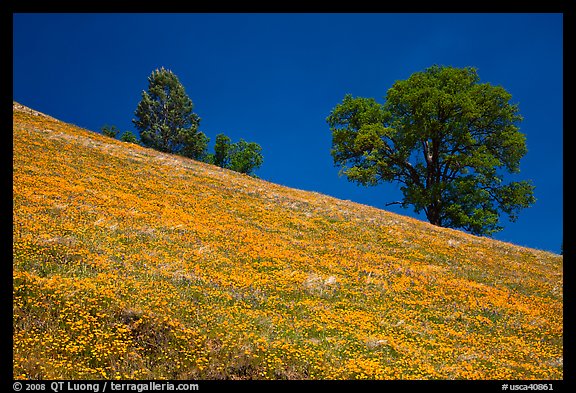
[133,67,208,159]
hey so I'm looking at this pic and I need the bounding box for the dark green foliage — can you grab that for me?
[228,139,263,175]
[133,67,208,160]
[327,65,535,236]
[120,131,139,144]
[213,133,232,168]
[180,130,209,162]
[101,124,119,139]
[210,133,263,176]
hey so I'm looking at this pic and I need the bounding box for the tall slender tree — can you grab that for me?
[133,67,208,159]
[213,133,232,168]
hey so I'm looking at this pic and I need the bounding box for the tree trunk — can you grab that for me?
[426,205,442,226]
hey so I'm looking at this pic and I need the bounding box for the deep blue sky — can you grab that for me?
[13,13,563,253]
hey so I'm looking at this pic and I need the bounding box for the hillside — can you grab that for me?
[12,102,562,380]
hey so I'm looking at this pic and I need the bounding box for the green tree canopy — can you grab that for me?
[101,124,119,139]
[213,133,232,168]
[327,65,535,236]
[209,133,263,176]
[228,139,263,176]
[133,67,208,160]
[120,130,139,144]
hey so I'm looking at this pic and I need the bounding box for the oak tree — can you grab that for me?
[327,65,535,236]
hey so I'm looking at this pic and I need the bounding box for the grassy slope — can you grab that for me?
[12,102,562,380]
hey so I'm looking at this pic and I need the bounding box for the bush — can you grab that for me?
[101,125,119,139]
[120,131,139,144]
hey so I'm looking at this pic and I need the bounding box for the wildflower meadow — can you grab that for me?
[13,103,562,380]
